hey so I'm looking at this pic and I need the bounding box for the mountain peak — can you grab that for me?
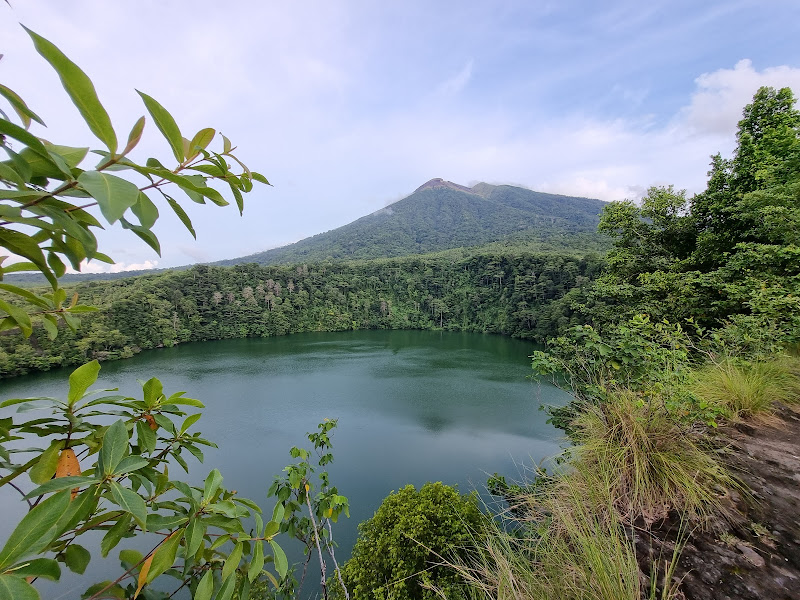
[414,178,476,194]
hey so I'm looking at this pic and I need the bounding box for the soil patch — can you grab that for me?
[636,404,800,599]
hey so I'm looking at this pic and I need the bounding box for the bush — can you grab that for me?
[692,358,800,420]
[333,482,483,600]
[570,389,733,524]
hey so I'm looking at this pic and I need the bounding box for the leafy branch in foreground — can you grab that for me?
[0,26,269,338]
[0,25,350,600]
[0,361,290,599]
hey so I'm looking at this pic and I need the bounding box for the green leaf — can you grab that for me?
[0,83,46,128]
[24,28,117,153]
[130,192,159,229]
[41,314,58,340]
[184,518,206,557]
[101,515,132,557]
[203,469,223,503]
[29,440,64,485]
[0,284,51,310]
[269,540,288,579]
[0,118,58,164]
[7,557,61,581]
[271,503,285,524]
[108,481,147,530]
[122,116,146,156]
[112,455,149,475]
[120,217,161,255]
[248,541,264,583]
[98,420,129,476]
[78,171,139,224]
[67,360,100,406]
[64,544,91,575]
[194,569,214,600]
[263,520,279,539]
[179,413,202,435]
[136,91,183,162]
[81,581,125,599]
[229,181,244,215]
[0,298,33,337]
[222,541,243,581]
[164,195,195,238]
[145,529,183,583]
[187,128,215,160]
[0,574,40,600]
[216,573,236,600]
[164,396,203,408]
[47,253,67,278]
[0,228,53,287]
[142,378,164,409]
[55,487,98,535]
[251,172,270,185]
[135,421,156,455]
[118,548,143,568]
[0,489,71,570]
[145,514,187,532]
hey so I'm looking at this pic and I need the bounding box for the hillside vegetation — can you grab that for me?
[0,250,604,377]
[217,179,609,266]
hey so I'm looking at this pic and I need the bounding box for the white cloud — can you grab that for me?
[70,260,159,274]
[678,59,800,137]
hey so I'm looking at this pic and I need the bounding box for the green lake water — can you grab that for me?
[0,330,570,598]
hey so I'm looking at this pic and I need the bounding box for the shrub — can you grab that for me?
[570,389,733,523]
[692,358,800,421]
[333,482,483,600]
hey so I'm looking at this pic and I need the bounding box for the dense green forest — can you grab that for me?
[0,249,605,377]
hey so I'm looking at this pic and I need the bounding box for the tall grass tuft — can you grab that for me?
[570,389,733,524]
[447,466,684,600]
[693,358,800,420]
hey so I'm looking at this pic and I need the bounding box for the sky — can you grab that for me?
[2,0,800,271]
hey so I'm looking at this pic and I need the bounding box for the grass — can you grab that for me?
[447,354,800,599]
[570,389,734,524]
[692,357,800,421]
[448,466,685,600]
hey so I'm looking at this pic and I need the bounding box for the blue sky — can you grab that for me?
[2,1,799,270]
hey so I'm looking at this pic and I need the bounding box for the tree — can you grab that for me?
[0,26,349,600]
[691,86,800,269]
[333,482,483,600]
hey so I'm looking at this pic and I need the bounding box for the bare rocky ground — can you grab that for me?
[636,404,800,600]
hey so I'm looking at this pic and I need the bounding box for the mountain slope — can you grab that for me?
[219,179,608,266]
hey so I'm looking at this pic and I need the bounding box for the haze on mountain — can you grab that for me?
[217,179,608,267]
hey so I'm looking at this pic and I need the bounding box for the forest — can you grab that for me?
[0,250,604,378]
[1,24,799,600]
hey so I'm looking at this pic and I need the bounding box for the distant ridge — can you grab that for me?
[216,179,608,266]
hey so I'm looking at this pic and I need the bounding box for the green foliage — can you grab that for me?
[691,358,800,421]
[0,27,351,600]
[0,26,268,339]
[531,314,696,405]
[333,482,483,600]
[267,420,350,599]
[455,464,686,600]
[0,361,290,599]
[571,389,734,523]
[1,251,604,378]
[218,182,609,267]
